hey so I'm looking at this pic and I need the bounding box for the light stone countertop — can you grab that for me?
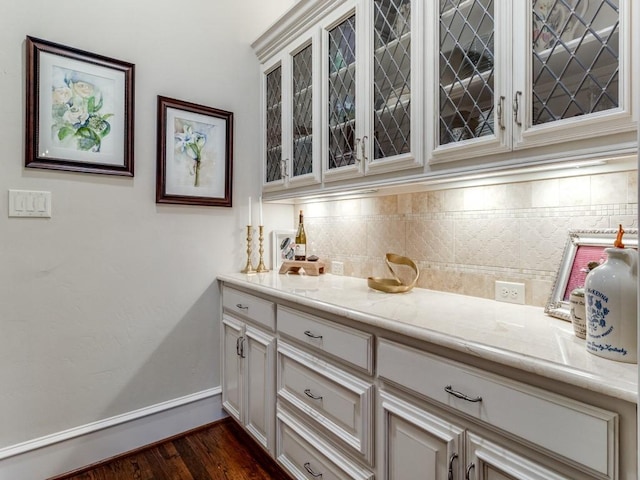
[218,271,638,403]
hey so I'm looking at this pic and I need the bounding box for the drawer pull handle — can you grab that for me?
[235,303,249,310]
[448,453,458,480]
[444,385,482,403]
[465,463,475,480]
[304,389,323,400]
[304,462,323,477]
[303,330,323,339]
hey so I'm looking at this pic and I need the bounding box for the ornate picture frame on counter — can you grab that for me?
[545,228,638,322]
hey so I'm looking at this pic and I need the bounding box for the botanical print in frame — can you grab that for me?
[545,228,638,321]
[25,36,134,176]
[156,96,233,207]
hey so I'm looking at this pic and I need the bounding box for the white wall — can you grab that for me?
[0,0,293,460]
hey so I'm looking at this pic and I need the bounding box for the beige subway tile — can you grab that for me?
[591,172,628,205]
[558,176,590,206]
[531,179,559,207]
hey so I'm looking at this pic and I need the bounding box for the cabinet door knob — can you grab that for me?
[444,385,482,403]
[304,462,323,477]
[303,330,323,339]
[304,388,323,400]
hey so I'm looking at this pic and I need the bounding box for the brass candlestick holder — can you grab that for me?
[256,225,269,273]
[240,225,256,274]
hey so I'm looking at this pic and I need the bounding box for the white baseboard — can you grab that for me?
[0,387,225,480]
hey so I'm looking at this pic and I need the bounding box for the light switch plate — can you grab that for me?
[9,190,52,217]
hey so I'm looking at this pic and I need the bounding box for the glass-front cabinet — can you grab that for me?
[430,0,633,164]
[322,0,423,183]
[261,30,321,191]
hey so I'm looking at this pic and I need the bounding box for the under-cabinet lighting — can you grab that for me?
[297,189,378,201]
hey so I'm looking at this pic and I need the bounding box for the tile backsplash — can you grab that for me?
[295,171,638,306]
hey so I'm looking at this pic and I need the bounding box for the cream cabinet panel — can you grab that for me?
[377,389,464,480]
[221,315,243,423]
[278,305,374,374]
[277,408,374,480]
[221,290,276,454]
[278,340,374,462]
[244,324,276,451]
[378,338,617,477]
[466,432,569,480]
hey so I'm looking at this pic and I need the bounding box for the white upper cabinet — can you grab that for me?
[261,29,322,191]
[429,0,635,164]
[322,0,424,183]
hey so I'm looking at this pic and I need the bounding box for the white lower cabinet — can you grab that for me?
[222,314,276,452]
[377,389,464,480]
[277,408,374,480]
[377,338,619,480]
[219,282,631,479]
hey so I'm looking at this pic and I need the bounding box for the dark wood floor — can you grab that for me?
[50,418,291,480]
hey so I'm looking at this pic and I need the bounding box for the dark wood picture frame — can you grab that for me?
[156,96,233,207]
[25,36,135,176]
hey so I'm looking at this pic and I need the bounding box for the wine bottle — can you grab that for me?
[294,210,307,261]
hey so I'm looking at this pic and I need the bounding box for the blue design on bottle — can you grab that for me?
[586,288,612,338]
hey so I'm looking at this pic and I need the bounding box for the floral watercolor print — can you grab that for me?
[174,118,214,188]
[50,66,115,154]
[164,108,227,199]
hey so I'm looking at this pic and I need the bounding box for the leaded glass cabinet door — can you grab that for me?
[432,0,511,163]
[324,4,361,181]
[512,0,632,149]
[288,33,321,188]
[263,62,284,189]
[366,0,423,175]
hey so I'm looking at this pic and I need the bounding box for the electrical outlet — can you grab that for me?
[495,281,525,305]
[331,261,344,276]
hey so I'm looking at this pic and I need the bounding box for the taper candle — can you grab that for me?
[248,196,252,225]
[259,196,263,225]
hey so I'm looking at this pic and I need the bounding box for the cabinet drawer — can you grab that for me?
[378,338,617,477]
[277,408,374,480]
[278,306,373,373]
[223,286,275,331]
[278,341,374,463]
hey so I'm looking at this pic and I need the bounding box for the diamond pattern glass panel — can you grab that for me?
[265,67,282,183]
[439,0,495,146]
[292,45,313,178]
[373,0,411,160]
[328,15,356,170]
[532,0,619,125]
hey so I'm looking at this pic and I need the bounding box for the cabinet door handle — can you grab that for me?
[303,330,323,339]
[280,158,289,178]
[513,90,522,127]
[361,135,368,163]
[354,137,362,163]
[236,337,241,356]
[238,336,246,358]
[235,303,249,310]
[444,385,482,403]
[304,388,323,400]
[304,462,323,477]
[448,453,458,480]
[465,463,475,480]
[497,96,506,130]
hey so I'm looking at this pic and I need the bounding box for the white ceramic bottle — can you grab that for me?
[584,242,638,363]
